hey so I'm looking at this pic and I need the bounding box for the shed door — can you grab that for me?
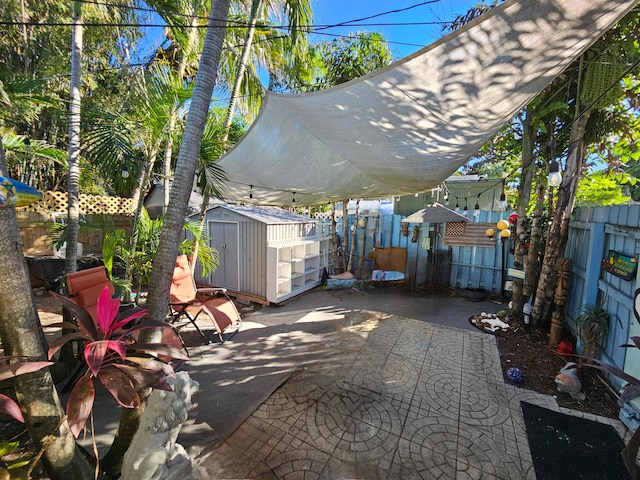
[209,222,239,290]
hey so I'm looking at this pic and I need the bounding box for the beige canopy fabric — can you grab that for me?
[218,0,636,207]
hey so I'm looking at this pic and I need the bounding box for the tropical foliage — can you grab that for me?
[49,287,187,437]
[0,356,53,422]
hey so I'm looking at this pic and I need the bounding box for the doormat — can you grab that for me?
[521,402,632,480]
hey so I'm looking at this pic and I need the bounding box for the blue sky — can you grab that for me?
[138,1,483,63]
[310,0,482,59]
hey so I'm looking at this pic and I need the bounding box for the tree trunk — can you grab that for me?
[0,139,93,479]
[146,0,231,325]
[347,199,360,272]
[523,183,545,321]
[341,200,348,271]
[64,1,83,275]
[100,405,142,479]
[163,114,177,212]
[126,153,154,296]
[330,202,337,274]
[532,112,590,326]
[164,14,199,212]
[222,0,261,140]
[511,112,535,322]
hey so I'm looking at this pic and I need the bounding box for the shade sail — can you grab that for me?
[218,0,636,207]
[401,203,468,224]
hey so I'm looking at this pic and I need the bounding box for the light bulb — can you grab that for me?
[548,159,562,187]
[121,167,129,179]
[548,171,562,187]
[498,192,507,211]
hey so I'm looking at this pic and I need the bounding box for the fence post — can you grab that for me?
[583,222,605,306]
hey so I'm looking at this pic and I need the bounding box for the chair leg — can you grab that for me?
[188,311,216,344]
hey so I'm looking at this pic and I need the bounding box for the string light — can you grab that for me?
[548,138,562,187]
[498,180,507,211]
[292,191,296,204]
[473,194,480,217]
[121,162,129,179]
[455,197,459,212]
[249,185,253,199]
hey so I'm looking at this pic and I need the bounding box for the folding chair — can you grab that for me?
[168,255,242,343]
[64,265,185,352]
[65,266,115,327]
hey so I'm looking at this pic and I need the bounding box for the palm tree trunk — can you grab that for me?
[164,14,199,211]
[197,1,260,224]
[511,112,535,322]
[347,199,360,272]
[146,0,231,325]
[65,1,83,275]
[0,139,94,479]
[524,183,545,321]
[222,0,261,141]
[532,112,590,326]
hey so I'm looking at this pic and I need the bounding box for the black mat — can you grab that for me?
[521,401,632,480]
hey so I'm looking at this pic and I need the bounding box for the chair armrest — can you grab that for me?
[196,287,227,295]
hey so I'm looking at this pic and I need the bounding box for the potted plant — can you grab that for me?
[573,296,613,360]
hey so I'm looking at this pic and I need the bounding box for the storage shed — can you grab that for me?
[193,204,330,304]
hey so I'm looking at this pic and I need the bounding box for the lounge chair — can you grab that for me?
[168,255,242,343]
[64,266,115,327]
[64,265,184,351]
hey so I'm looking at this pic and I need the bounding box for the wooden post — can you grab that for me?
[549,257,572,347]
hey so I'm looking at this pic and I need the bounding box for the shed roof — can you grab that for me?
[217,0,635,206]
[208,204,316,225]
[401,203,469,224]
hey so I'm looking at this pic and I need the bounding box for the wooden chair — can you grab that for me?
[169,255,242,343]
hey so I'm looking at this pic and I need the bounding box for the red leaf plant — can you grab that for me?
[579,336,640,479]
[0,356,54,422]
[49,287,188,437]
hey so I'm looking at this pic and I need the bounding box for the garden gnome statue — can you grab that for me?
[121,371,199,480]
[555,362,585,401]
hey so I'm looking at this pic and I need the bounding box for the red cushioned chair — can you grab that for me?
[168,255,242,343]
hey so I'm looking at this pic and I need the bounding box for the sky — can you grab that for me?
[137,0,484,65]
[309,0,482,60]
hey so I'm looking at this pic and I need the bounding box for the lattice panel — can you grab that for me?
[19,191,133,215]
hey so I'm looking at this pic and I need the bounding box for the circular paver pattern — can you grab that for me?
[305,383,402,461]
[248,447,330,480]
[416,369,511,426]
[398,417,511,479]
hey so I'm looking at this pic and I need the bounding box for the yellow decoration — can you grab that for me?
[497,219,509,231]
[485,228,495,238]
[500,229,511,238]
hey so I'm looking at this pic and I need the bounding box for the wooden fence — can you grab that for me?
[17,192,133,255]
[565,205,640,391]
[317,209,513,293]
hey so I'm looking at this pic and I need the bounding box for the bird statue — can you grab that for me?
[555,362,585,400]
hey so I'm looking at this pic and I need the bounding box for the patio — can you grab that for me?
[37,286,628,479]
[86,287,626,479]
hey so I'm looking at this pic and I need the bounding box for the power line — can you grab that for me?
[0,20,450,29]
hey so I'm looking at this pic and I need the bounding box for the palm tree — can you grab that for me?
[0,81,94,480]
[145,0,231,327]
[222,0,312,137]
[64,1,83,275]
[145,0,210,210]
